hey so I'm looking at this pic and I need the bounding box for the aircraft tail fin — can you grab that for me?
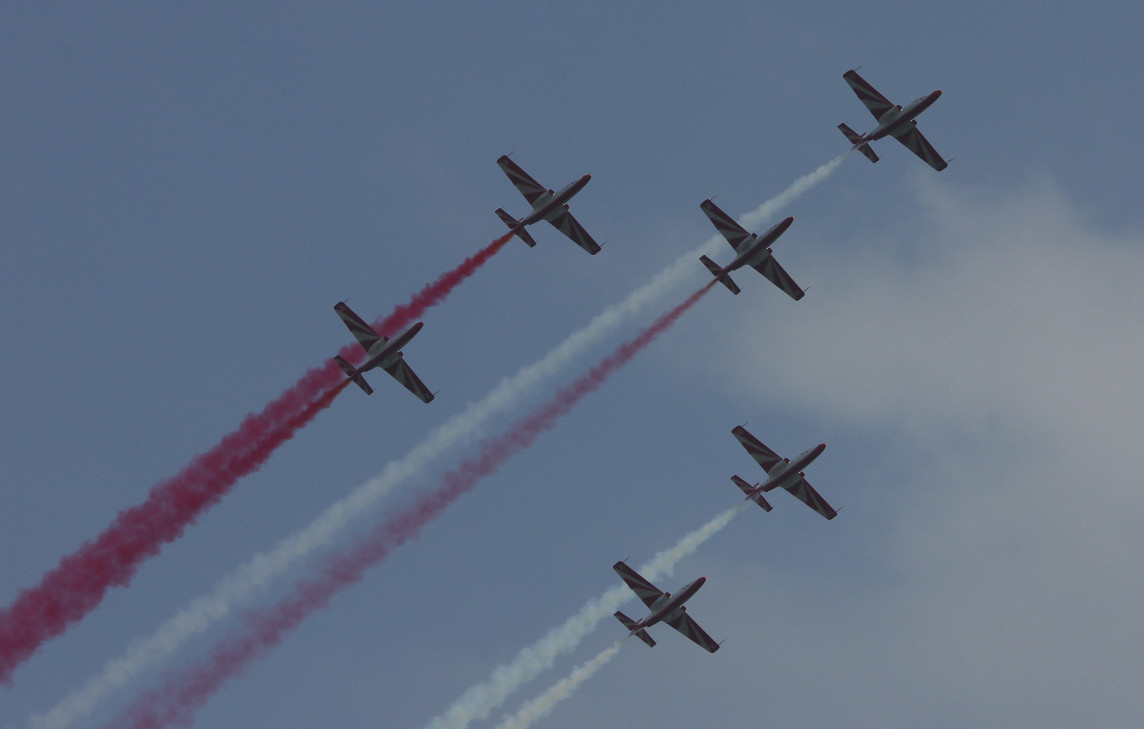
[333,355,373,395]
[495,208,538,247]
[614,611,656,647]
[838,123,879,163]
[699,255,741,295]
[731,475,773,511]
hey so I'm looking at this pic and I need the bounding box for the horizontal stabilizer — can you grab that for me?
[333,355,373,395]
[838,123,879,163]
[614,611,656,647]
[731,475,773,511]
[837,122,863,145]
[495,208,537,247]
[856,143,878,163]
[699,255,741,295]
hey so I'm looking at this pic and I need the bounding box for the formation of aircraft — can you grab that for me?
[331,69,940,658]
[494,155,602,255]
[332,302,435,402]
[611,561,721,653]
[731,425,837,520]
[838,69,948,171]
[697,199,805,299]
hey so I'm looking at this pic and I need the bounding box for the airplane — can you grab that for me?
[697,198,805,299]
[332,301,434,402]
[612,560,721,653]
[494,155,601,255]
[838,69,948,171]
[731,425,837,519]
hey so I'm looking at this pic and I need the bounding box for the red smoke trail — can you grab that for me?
[0,233,513,684]
[105,280,717,729]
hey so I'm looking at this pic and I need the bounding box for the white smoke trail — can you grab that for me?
[492,640,626,729]
[20,156,843,729]
[743,152,850,229]
[422,501,750,729]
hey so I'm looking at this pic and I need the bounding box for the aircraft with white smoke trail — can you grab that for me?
[611,561,721,653]
[494,155,600,255]
[332,301,434,401]
[837,68,947,171]
[731,426,837,519]
[697,198,804,299]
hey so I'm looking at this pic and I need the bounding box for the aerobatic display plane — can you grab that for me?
[731,426,837,519]
[332,301,434,402]
[697,199,804,299]
[494,155,601,255]
[612,561,721,653]
[838,69,948,171]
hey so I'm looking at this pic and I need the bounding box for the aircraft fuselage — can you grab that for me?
[360,321,424,374]
[721,216,795,274]
[758,443,826,493]
[638,576,706,629]
[865,90,941,141]
[518,174,592,227]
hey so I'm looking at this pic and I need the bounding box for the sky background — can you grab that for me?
[2,2,1143,728]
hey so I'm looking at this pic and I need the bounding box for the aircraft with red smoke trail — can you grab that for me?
[730,426,837,519]
[698,199,805,299]
[494,155,601,255]
[332,301,434,401]
[837,69,948,171]
[612,561,721,653]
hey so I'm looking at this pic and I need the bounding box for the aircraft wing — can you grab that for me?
[663,611,720,653]
[497,155,547,207]
[700,199,751,250]
[732,426,783,475]
[750,256,805,301]
[843,69,896,121]
[782,476,838,520]
[335,302,384,352]
[547,209,601,255]
[891,125,948,171]
[381,358,435,403]
[613,561,663,611]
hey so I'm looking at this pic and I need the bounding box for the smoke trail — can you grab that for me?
[371,232,514,343]
[740,153,849,230]
[100,282,716,729]
[493,641,625,729]
[422,501,749,729]
[26,159,841,729]
[0,233,512,685]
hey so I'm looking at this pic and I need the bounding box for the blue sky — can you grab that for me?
[2,3,1143,728]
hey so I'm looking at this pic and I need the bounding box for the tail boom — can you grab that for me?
[699,255,741,295]
[731,475,773,511]
[614,611,656,647]
[334,355,374,395]
[495,208,538,247]
[838,123,879,163]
